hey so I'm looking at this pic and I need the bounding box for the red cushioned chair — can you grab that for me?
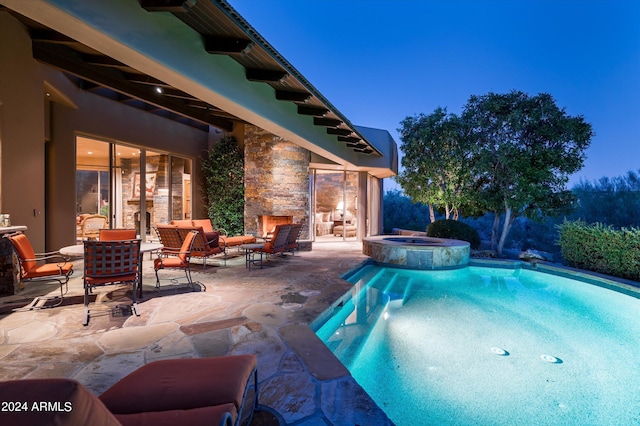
[83,239,141,326]
[256,224,291,258]
[4,232,74,310]
[154,229,202,292]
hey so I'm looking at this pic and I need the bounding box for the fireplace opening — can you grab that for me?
[258,215,293,238]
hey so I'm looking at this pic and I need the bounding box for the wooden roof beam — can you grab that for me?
[204,36,252,54]
[314,117,343,128]
[297,105,329,117]
[246,68,287,82]
[276,90,311,102]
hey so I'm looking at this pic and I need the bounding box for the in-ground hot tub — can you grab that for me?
[362,235,470,269]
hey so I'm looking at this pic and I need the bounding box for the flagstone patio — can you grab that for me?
[0,242,393,425]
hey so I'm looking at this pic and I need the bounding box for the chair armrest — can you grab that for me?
[160,248,190,257]
[28,253,71,265]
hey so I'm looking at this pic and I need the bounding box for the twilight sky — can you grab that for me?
[230,0,640,188]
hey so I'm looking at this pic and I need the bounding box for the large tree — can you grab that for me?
[397,107,477,223]
[463,91,593,255]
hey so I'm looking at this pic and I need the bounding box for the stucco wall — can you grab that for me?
[0,13,47,251]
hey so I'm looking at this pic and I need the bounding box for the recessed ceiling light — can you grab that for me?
[87,151,93,155]
[155,86,163,94]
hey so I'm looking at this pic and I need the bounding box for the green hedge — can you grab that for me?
[201,136,245,236]
[426,219,481,249]
[557,220,640,281]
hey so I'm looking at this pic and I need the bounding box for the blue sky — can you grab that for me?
[230,0,640,188]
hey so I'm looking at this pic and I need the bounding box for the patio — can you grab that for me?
[0,242,392,425]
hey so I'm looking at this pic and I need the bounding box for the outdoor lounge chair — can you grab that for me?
[0,354,258,426]
[154,229,201,291]
[256,224,291,258]
[172,219,257,250]
[4,232,74,310]
[83,239,141,326]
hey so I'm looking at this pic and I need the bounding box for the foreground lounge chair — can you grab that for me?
[4,232,73,310]
[0,354,258,426]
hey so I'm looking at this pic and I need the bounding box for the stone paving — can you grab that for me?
[0,242,393,425]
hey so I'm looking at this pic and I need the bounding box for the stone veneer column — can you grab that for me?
[244,125,310,240]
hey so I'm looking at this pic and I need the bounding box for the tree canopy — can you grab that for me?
[397,90,593,255]
[396,107,477,222]
[464,91,593,254]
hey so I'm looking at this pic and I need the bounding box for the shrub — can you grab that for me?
[426,219,481,249]
[557,220,640,281]
[201,136,244,236]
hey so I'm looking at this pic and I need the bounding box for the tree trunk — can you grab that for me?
[428,205,436,223]
[445,205,451,220]
[491,214,500,251]
[497,203,516,256]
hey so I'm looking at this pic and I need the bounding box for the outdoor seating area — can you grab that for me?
[0,241,390,425]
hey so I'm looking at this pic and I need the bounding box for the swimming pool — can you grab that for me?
[314,264,640,425]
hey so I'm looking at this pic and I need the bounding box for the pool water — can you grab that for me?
[315,265,640,426]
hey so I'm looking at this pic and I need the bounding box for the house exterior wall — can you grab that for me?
[0,13,47,251]
[0,12,210,251]
[244,125,311,240]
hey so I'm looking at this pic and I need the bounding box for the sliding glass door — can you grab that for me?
[76,136,192,241]
[312,170,358,242]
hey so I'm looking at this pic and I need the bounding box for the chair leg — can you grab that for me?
[131,279,140,317]
[154,268,161,292]
[83,285,90,326]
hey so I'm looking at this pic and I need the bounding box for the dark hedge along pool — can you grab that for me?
[314,264,640,426]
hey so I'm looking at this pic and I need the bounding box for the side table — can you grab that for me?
[240,243,264,270]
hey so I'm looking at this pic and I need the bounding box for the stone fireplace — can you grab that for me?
[243,125,310,241]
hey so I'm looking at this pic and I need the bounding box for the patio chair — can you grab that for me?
[256,224,291,258]
[79,214,108,240]
[155,224,183,255]
[99,228,137,241]
[83,239,141,326]
[4,232,73,310]
[176,226,225,269]
[154,229,202,291]
[285,223,303,255]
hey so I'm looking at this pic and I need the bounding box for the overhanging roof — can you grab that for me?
[0,0,397,176]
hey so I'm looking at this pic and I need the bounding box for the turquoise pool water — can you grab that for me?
[315,265,640,425]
